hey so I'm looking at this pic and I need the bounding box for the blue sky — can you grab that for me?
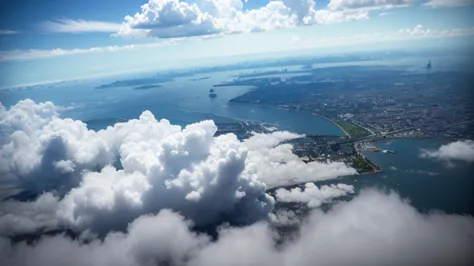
[0,0,473,87]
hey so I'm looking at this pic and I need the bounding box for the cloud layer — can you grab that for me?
[41,19,122,33]
[117,0,372,38]
[1,190,473,266]
[0,99,355,235]
[0,41,175,61]
[1,100,473,265]
[420,140,474,163]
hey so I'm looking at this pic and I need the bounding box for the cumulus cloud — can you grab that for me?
[117,0,370,38]
[4,100,472,266]
[0,209,210,266]
[118,0,222,38]
[269,209,301,227]
[41,19,122,33]
[275,182,354,207]
[1,190,473,266]
[423,0,474,7]
[0,99,355,235]
[0,100,115,195]
[0,193,60,236]
[420,140,474,163]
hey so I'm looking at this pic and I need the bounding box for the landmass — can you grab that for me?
[215,63,474,175]
[133,84,162,90]
[223,65,473,140]
[334,121,371,138]
[189,76,210,81]
[95,78,170,89]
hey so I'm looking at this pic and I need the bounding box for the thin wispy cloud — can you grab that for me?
[0,41,175,61]
[0,30,18,35]
[2,24,473,62]
[423,0,474,7]
[41,19,122,33]
[327,0,413,11]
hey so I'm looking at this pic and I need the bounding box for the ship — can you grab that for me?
[426,60,432,69]
[209,88,217,98]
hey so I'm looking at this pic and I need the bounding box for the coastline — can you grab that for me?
[312,113,383,175]
[315,113,350,137]
[225,101,384,176]
[227,101,348,136]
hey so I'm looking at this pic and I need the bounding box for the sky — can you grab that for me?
[0,0,474,87]
[1,2,474,264]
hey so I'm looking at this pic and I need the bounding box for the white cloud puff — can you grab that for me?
[117,0,371,38]
[275,182,354,207]
[420,140,474,163]
[1,190,473,266]
[0,99,355,235]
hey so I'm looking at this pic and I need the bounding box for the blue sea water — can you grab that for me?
[0,69,343,135]
[1,59,473,214]
[349,139,474,215]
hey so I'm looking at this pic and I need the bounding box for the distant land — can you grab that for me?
[223,65,474,140]
[95,77,170,89]
[133,84,162,90]
[188,76,210,81]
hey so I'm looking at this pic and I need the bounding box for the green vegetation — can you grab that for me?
[352,157,372,170]
[352,156,381,174]
[335,121,371,138]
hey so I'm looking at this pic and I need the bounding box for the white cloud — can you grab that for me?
[41,19,122,33]
[117,0,369,38]
[275,182,354,207]
[292,24,474,50]
[3,24,472,62]
[269,209,301,227]
[118,0,222,38]
[0,30,18,35]
[420,140,474,163]
[328,0,413,11]
[0,41,175,61]
[0,99,355,235]
[1,190,473,266]
[423,0,474,7]
[0,193,60,236]
[308,9,369,24]
[1,209,210,266]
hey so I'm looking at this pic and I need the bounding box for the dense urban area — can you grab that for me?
[212,63,474,174]
[222,64,474,140]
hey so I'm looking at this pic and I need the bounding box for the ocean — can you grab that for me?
[1,59,473,214]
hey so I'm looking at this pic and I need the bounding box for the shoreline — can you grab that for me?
[225,102,384,177]
[314,113,383,175]
[315,113,350,137]
[227,101,348,136]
